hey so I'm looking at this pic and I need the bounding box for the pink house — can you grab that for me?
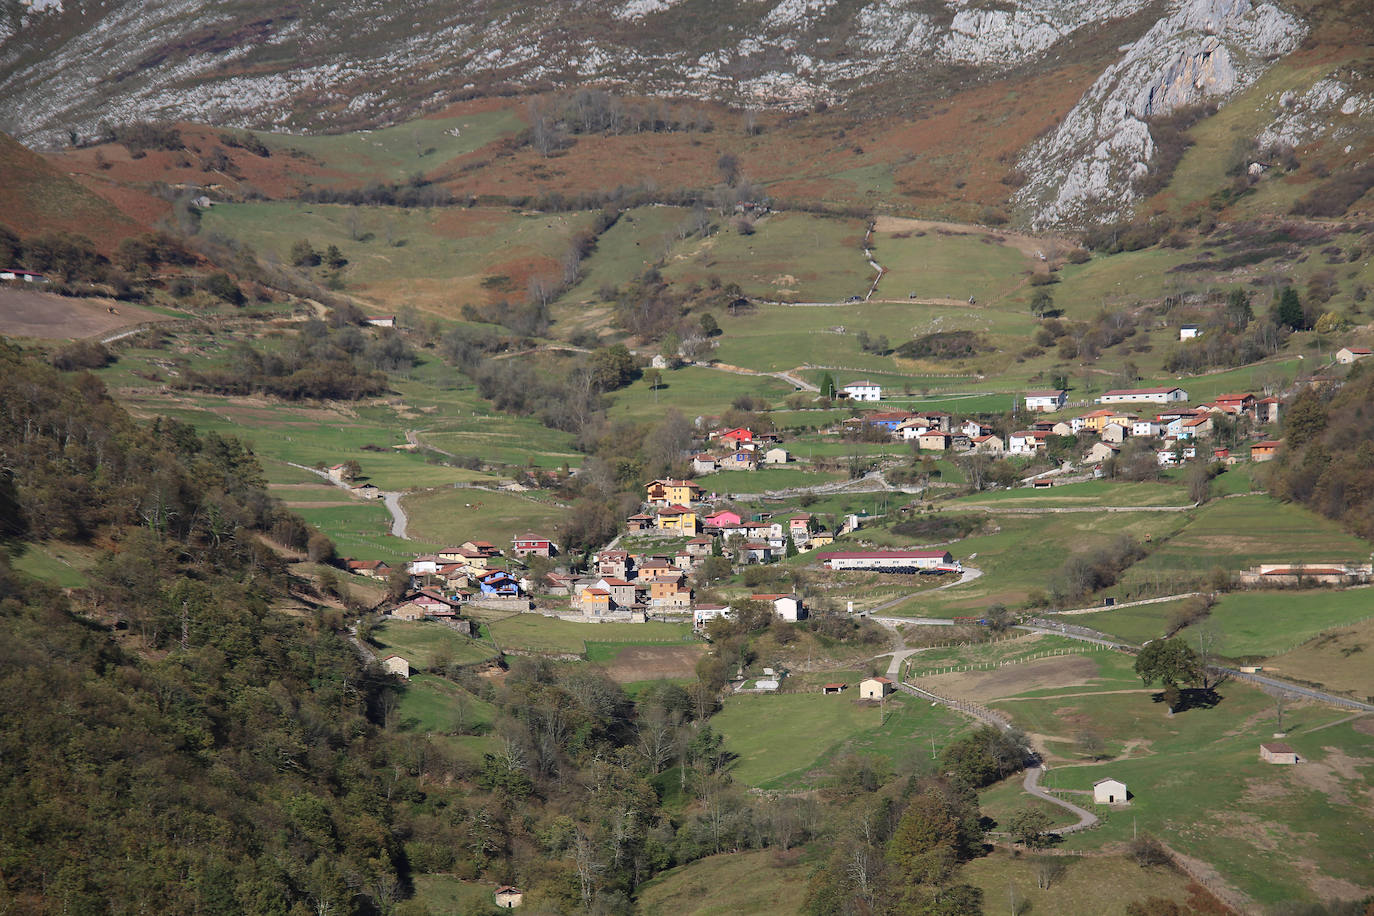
[704,509,742,528]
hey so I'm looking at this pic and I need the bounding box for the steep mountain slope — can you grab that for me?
[3,0,1370,228]
[0,130,144,247]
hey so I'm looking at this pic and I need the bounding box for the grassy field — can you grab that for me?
[712,690,969,789]
[1069,597,1200,647]
[694,466,847,493]
[1118,496,1372,594]
[411,874,506,916]
[883,510,1192,615]
[402,488,570,552]
[201,202,594,316]
[950,480,1192,508]
[870,226,1035,306]
[294,500,446,563]
[555,204,696,313]
[261,111,525,182]
[1266,616,1374,699]
[962,850,1202,916]
[368,620,497,669]
[662,211,870,303]
[395,673,497,734]
[635,850,809,916]
[1182,588,1374,657]
[482,615,693,655]
[7,541,98,587]
[606,365,795,422]
[981,663,1374,905]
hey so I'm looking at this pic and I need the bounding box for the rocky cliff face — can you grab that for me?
[1013,0,1304,228]
[0,0,1310,227]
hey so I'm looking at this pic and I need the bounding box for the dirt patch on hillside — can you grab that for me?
[600,644,704,683]
[0,289,172,339]
[1352,716,1374,736]
[916,654,1101,703]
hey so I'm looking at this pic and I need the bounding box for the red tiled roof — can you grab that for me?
[819,549,951,560]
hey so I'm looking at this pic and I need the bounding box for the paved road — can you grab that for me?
[287,461,410,539]
[1024,764,1099,834]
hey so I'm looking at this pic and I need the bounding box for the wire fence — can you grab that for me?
[907,645,1104,678]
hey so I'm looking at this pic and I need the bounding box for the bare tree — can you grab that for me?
[1033,855,1066,889]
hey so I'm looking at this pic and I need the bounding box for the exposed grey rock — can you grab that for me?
[1015,0,1305,228]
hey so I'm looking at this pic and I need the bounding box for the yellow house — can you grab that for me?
[808,532,835,550]
[1108,411,1139,428]
[646,478,702,506]
[1077,409,1117,432]
[656,505,697,534]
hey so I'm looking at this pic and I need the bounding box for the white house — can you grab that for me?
[1024,389,1067,412]
[752,594,804,621]
[381,655,411,679]
[494,886,524,909]
[1097,387,1188,405]
[1008,431,1039,455]
[762,447,790,465]
[896,420,931,441]
[1132,419,1163,438]
[859,676,895,699]
[1179,325,1200,340]
[693,604,731,630]
[842,380,882,402]
[1336,346,1372,364]
[1093,778,1128,804]
[408,555,442,575]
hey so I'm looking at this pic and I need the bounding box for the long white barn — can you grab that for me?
[818,549,955,572]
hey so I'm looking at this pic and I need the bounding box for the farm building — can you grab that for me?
[1335,346,1371,364]
[494,886,523,908]
[1250,440,1281,462]
[1179,325,1199,340]
[1096,386,1188,405]
[822,683,848,695]
[763,446,790,464]
[859,677,895,699]
[365,315,396,327]
[381,655,410,679]
[1024,389,1067,412]
[1260,743,1299,764]
[693,604,730,630]
[819,549,956,572]
[1093,778,1128,804]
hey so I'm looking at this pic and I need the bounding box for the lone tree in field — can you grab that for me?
[1007,808,1053,849]
[1133,638,1203,712]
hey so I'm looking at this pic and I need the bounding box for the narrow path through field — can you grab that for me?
[285,461,410,539]
[1023,765,1099,834]
[700,360,819,392]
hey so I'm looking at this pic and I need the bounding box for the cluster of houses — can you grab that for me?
[628,478,840,557]
[1013,387,1284,467]
[690,427,791,473]
[347,537,552,619]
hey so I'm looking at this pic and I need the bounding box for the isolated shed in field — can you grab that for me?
[859,676,894,699]
[1093,777,1128,804]
[1260,742,1299,764]
[381,655,410,679]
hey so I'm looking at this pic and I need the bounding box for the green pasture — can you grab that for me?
[129,393,480,491]
[369,620,497,669]
[636,850,809,916]
[396,673,497,734]
[482,615,693,655]
[261,111,525,181]
[555,205,696,309]
[1118,496,1372,594]
[293,501,445,563]
[1067,598,1199,647]
[962,850,1199,916]
[1031,698,1374,905]
[1186,588,1374,657]
[712,690,969,790]
[402,488,569,551]
[1266,616,1374,699]
[870,227,1034,306]
[607,365,794,421]
[885,510,1191,615]
[949,480,1191,508]
[7,541,97,588]
[201,202,594,316]
[662,211,870,302]
[694,466,846,493]
[412,875,506,916]
[906,635,1110,675]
